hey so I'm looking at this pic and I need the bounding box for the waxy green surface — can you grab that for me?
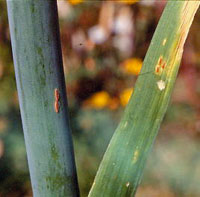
[7,0,79,196]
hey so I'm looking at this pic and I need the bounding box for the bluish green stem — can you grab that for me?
[7,0,79,196]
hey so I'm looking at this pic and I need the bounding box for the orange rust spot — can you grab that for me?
[162,62,166,69]
[54,101,59,113]
[54,88,60,101]
[158,56,163,65]
[155,56,167,75]
[156,66,160,73]
[54,88,60,113]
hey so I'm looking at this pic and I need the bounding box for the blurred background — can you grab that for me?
[1,0,200,196]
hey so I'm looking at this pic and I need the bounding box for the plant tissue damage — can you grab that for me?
[54,88,60,113]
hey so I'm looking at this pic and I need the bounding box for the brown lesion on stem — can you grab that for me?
[54,88,60,113]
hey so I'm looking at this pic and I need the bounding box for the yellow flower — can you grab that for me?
[120,88,133,106]
[68,0,83,5]
[123,58,143,75]
[85,91,111,109]
[117,0,139,4]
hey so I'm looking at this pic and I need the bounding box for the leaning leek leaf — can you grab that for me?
[89,1,200,196]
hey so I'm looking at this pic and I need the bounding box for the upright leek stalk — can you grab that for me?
[7,0,79,196]
[89,1,200,196]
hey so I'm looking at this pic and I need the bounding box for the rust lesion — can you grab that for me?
[54,88,60,113]
[155,56,167,75]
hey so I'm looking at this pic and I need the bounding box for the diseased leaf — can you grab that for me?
[89,1,200,196]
